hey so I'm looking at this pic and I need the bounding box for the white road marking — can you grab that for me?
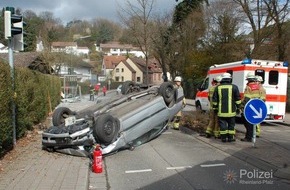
[200,163,226,168]
[265,129,280,132]
[125,169,152,174]
[166,166,192,170]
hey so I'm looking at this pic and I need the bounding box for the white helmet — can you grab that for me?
[215,75,222,82]
[174,76,182,82]
[246,72,256,80]
[221,72,232,79]
[256,75,263,82]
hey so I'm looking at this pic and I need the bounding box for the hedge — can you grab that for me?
[0,62,61,157]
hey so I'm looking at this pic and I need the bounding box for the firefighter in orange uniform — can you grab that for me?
[240,72,264,142]
[255,75,266,137]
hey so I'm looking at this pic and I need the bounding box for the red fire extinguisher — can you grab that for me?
[92,145,103,173]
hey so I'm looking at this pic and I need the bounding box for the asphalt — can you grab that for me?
[0,95,289,190]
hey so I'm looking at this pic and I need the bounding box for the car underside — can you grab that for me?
[42,81,184,156]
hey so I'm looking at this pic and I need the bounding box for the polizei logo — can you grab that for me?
[224,169,274,185]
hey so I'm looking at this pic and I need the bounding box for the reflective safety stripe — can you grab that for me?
[209,86,216,108]
[228,130,235,135]
[217,85,236,117]
[220,130,228,135]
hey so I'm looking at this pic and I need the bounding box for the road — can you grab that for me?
[93,100,288,190]
[104,126,289,190]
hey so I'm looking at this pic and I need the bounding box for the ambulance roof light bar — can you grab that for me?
[241,58,251,64]
[242,58,288,67]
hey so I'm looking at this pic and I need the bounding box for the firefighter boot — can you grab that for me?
[205,128,213,138]
[173,122,179,130]
[227,134,236,142]
[221,134,227,143]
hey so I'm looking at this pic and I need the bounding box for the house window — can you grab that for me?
[115,77,119,82]
[116,68,120,73]
[122,76,124,82]
[122,68,124,72]
[137,77,141,82]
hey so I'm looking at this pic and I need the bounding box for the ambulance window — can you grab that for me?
[199,77,209,91]
[255,69,265,84]
[269,70,279,85]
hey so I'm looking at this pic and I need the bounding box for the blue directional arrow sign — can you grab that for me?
[244,99,267,124]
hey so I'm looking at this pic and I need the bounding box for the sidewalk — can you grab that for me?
[0,94,107,190]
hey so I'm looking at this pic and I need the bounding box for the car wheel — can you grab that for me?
[121,81,135,95]
[93,114,119,145]
[52,107,75,126]
[159,82,175,107]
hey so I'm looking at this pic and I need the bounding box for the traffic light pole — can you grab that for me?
[8,38,17,146]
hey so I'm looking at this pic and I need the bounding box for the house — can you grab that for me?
[51,42,78,54]
[101,55,127,78]
[0,52,53,74]
[127,57,163,85]
[112,60,137,82]
[110,57,163,85]
[56,59,94,83]
[96,41,145,58]
[51,42,89,56]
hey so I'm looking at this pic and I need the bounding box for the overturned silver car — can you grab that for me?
[42,81,184,156]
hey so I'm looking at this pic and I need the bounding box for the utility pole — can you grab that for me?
[4,7,25,145]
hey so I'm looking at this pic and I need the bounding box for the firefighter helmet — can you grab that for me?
[220,73,232,83]
[246,72,256,82]
[221,72,232,79]
[174,76,182,82]
[215,75,222,82]
[256,75,263,82]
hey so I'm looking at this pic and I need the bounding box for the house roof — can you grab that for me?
[77,60,94,68]
[0,52,42,67]
[122,61,136,73]
[51,42,77,47]
[128,57,162,73]
[0,52,53,74]
[103,55,126,69]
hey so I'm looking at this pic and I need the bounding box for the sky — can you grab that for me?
[1,0,178,24]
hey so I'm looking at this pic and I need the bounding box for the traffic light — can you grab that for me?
[4,7,24,51]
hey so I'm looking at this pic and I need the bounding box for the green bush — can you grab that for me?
[0,63,13,154]
[0,64,61,157]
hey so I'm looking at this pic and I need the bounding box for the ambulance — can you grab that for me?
[195,58,289,122]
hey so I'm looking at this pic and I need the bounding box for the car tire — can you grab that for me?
[159,82,175,107]
[52,107,75,126]
[93,114,119,145]
[121,81,135,95]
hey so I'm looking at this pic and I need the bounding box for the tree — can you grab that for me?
[233,0,290,60]
[118,0,155,85]
[150,12,173,81]
[169,0,207,80]
[263,0,290,61]
[202,0,246,63]
[91,18,122,45]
